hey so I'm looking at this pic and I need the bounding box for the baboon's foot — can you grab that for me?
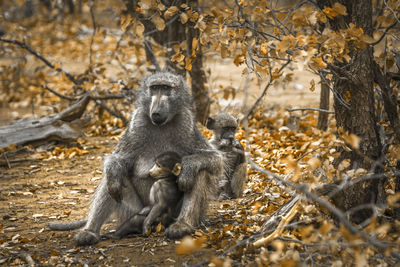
[101,231,122,240]
[74,230,100,246]
[165,221,193,239]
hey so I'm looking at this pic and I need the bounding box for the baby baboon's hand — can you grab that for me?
[107,177,124,203]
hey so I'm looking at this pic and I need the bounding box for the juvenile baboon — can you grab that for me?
[102,151,183,239]
[207,113,247,199]
[49,72,223,245]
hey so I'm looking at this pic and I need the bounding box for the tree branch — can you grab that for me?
[287,107,334,114]
[0,38,80,85]
[249,158,400,260]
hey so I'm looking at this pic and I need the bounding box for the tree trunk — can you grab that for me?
[186,0,210,124]
[317,74,330,130]
[319,0,384,224]
[123,0,210,124]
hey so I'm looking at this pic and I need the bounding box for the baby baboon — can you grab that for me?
[207,113,247,199]
[49,72,223,245]
[103,151,183,239]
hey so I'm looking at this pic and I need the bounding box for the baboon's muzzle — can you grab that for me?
[151,111,167,125]
[150,94,169,125]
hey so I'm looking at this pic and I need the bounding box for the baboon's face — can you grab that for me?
[207,113,238,142]
[141,72,189,126]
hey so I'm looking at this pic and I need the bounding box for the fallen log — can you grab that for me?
[0,94,91,149]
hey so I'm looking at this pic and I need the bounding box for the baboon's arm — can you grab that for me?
[178,150,223,192]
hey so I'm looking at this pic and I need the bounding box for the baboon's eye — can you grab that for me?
[223,127,236,132]
[150,85,172,96]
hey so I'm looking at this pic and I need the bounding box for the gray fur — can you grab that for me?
[48,72,223,245]
[207,113,247,199]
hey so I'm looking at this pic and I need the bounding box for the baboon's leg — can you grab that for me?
[143,203,168,234]
[230,162,247,198]
[74,178,143,246]
[166,170,212,239]
[102,214,146,239]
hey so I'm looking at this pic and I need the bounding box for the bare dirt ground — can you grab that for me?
[0,59,321,266]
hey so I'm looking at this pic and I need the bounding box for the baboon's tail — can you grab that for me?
[48,219,87,231]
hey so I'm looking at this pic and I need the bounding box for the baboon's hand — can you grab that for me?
[233,139,244,150]
[177,164,196,192]
[142,220,151,236]
[107,177,124,203]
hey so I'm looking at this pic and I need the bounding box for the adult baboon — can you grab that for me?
[207,113,247,199]
[49,72,223,245]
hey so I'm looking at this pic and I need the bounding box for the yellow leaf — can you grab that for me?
[333,3,347,16]
[156,222,162,233]
[259,42,268,56]
[180,12,188,24]
[164,6,179,20]
[139,0,153,10]
[343,133,360,149]
[54,64,60,71]
[307,157,320,170]
[309,79,315,92]
[323,3,347,19]
[192,37,198,51]
[134,21,145,38]
[151,15,165,31]
[185,57,192,71]
[316,11,327,23]
[273,26,280,35]
[271,68,281,80]
[319,221,332,235]
[311,57,327,68]
[120,14,132,31]
[233,54,245,66]
[171,51,184,63]
[344,90,351,102]
[176,236,206,255]
[50,249,59,256]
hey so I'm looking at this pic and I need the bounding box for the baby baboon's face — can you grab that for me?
[149,152,182,179]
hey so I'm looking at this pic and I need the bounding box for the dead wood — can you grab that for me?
[253,195,300,247]
[0,94,91,149]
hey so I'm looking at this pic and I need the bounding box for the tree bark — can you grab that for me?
[186,0,210,124]
[317,74,330,130]
[319,0,384,224]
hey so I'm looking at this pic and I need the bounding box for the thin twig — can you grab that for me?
[41,84,77,101]
[296,146,329,162]
[89,0,96,68]
[94,99,128,126]
[369,21,398,46]
[287,108,334,114]
[3,153,11,169]
[242,58,291,122]
[0,38,80,85]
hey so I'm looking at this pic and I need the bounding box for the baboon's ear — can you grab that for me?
[206,117,215,130]
[172,163,182,176]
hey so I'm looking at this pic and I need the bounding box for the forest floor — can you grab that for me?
[0,64,324,266]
